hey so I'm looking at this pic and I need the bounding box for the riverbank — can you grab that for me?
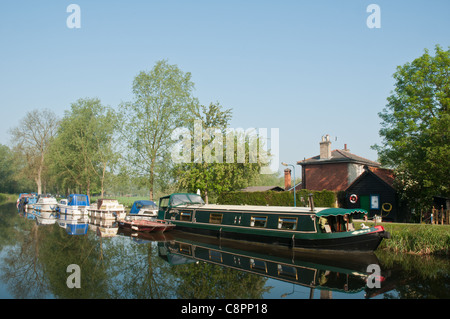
[356,221,450,256]
[0,193,16,204]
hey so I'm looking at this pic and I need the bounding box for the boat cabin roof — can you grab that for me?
[160,193,367,217]
[68,194,89,206]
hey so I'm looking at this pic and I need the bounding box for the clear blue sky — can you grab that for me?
[1,1,449,176]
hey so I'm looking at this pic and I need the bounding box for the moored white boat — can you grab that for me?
[57,194,89,218]
[88,198,126,220]
[32,196,58,223]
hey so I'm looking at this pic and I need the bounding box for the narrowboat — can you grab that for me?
[158,231,384,296]
[88,198,126,220]
[57,194,89,218]
[157,193,390,252]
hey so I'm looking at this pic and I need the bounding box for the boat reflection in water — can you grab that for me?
[158,231,382,298]
[57,213,89,235]
[89,216,119,238]
[117,227,174,243]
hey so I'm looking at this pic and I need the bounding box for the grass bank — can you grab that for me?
[356,221,450,256]
[0,193,17,204]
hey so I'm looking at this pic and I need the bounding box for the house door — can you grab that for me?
[360,195,371,215]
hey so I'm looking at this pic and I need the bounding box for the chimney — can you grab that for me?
[320,134,331,159]
[284,168,292,190]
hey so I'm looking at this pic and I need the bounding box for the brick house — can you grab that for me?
[297,135,381,191]
[288,135,402,221]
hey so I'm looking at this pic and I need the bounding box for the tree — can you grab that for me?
[373,45,450,209]
[9,109,59,194]
[120,60,196,200]
[175,102,263,203]
[0,144,18,193]
[49,98,119,196]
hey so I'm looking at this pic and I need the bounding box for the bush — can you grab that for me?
[217,189,336,207]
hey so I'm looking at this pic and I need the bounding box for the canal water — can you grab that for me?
[0,202,449,300]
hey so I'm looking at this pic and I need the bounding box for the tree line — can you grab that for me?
[2,46,448,208]
[2,60,280,201]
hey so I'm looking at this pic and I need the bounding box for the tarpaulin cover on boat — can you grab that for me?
[129,200,157,214]
[316,208,368,217]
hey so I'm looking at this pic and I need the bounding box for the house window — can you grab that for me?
[209,213,223,224]
[278,217,298,230]
[250,216,268,227]
[180,211,192,221]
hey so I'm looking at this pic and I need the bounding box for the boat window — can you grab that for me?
[250,259,267,273]
[250,216,268,228]
[159,197,170,209]
[178,244,192,255]
[171,194,205,207]
[209,250,223,262]
[187,194,205,205]
[277,264,298,279]
[209,213,223,224]
[180,211,192,221]
[278,217,298,230]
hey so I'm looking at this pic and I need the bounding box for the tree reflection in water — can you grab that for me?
[0,202,449,299]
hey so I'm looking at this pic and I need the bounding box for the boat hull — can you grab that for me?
[118,219,175,233]
[171,223,388,252]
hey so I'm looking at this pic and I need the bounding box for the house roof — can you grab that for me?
[297,149,381,167]
[240,186,285,192]
[346,165,396,191]
[369,167,395,187]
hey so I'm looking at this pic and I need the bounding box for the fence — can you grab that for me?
[420,206,450,224]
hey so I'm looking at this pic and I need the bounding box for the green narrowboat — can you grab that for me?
[158,193,390,252]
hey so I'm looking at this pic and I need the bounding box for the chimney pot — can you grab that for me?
[320,134,332,159]
[284,168,292,190]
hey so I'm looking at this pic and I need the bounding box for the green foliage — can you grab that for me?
[120,60,196,200]
[0,144,34,193]
[373,45,450,208]
[0,144,18,193]
[217,189,337,207]
[175,102,263,203]
[48,98,118,196]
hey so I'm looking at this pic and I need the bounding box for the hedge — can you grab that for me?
[217,189,337,207]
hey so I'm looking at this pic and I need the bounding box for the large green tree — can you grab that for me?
[49,98,119,196]
[175,102,263,203]
[120,60,196,200]
[373,45,450,209]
